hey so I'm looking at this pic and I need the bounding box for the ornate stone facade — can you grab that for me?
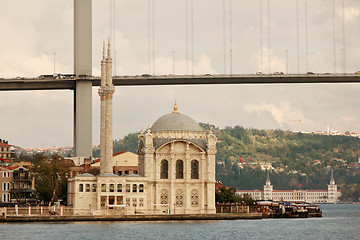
[67,43,216,215]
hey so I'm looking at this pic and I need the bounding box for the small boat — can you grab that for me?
[258,201,322,218]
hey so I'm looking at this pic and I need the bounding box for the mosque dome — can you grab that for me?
[151,103,203,132]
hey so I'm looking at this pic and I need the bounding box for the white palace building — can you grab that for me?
[67,41,217,215]
[236,171,341,203]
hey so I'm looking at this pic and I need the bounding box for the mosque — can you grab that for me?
[67,41,217,215]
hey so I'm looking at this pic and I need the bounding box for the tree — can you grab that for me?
[31,153,72,205]
[216,187,239,203]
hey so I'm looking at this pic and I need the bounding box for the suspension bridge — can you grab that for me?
[1,0,359,158]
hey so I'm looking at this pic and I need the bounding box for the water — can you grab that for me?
[0,204,359,240]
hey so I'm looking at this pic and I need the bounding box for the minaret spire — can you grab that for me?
[107,37,112,59]
[102,41,106,60]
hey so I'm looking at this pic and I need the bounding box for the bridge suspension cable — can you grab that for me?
[259,0,263,73]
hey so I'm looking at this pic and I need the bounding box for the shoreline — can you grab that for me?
[0,213,262,223]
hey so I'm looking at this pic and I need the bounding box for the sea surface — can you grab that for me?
[0,204,359,240]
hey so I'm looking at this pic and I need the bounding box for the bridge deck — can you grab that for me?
[1,74,360,91]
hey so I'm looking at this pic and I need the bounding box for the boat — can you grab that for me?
[257,201,322,218]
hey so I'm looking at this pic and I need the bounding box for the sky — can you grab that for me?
[0,0,360,148]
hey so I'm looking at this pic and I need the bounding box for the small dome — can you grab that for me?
[151,112,203,132]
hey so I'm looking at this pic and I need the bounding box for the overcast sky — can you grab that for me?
[1,0,360,148]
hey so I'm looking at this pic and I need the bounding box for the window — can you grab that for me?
[79,184,84,192]
[101,196,106,207]
[92,184,97,192]
[109,196,115,205]
[139,184,144,193]
[191,160,199,179]
[101,184,106,192]
[85,184,90,192]
[133,184,137,193]
[126,198,130,206]
[118,171,122,176]
[117,184,122,192]
[132,198,137,207]
[160,189,168,205]
[139,198,144,207]
[176,160,184,179]
[110,184,115,192]
[160,160,169,179]
[126,184,130,192]
[175,189,183,207]
[191,189,199,207]
[125,171,129,174]
[116,196,123,205]
[133,170,138,174]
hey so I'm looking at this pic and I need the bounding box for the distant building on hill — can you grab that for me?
[236,171,341,203]
[0,140,15,164]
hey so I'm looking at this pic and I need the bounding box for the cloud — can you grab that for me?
[244,101,305,127]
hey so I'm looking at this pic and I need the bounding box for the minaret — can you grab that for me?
[98,39,115,175]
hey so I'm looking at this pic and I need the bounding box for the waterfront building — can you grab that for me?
[0,165,36,205]
[69,151,138,177]
[236,171,341,203]
[67,41,216,215]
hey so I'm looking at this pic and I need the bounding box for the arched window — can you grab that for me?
[101,184,106,192]
[92,184,97,192]
[126,184,130,192]
[79,184,84,192]
[160,189,168,204]
[139,184,144,193]
[85,184,90,192]
[133,184,137,192]
[109,184,115,192]
[191,160,199,179]
[117,184,122,192]
[160,160,169,179]
[176,160,184,179]
[191,189,199,207]
[175,189,183,207]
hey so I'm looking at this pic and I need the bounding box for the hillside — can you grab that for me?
[200,124,360,199]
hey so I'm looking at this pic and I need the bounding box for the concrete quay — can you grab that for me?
[0,213,262,223]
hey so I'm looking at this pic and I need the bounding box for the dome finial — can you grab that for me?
[172,100,179,114]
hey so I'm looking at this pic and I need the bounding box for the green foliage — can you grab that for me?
[340,184,360,202]
[93,133,139,158]
[213,125,360,191]
[31,153,71,205]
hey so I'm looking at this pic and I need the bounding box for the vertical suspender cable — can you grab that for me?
[223,0,227,74]
[267,0,271,73]
[305,0,309,73]
[191,0,194,75]
[113,0,116,76]
[332,0,336,74]
[148,0,151,74]
[259,0,263,73]
[296,0,300,73]
[229,0,233,75]
[342,0,346,74]
[186,0,188,75]
[152,0,155,75]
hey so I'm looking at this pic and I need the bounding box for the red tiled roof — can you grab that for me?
[0,142,12,147]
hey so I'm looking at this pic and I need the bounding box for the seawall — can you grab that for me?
[0,213,262,223]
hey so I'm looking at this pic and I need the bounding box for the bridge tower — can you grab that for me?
[74,0,92,158]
